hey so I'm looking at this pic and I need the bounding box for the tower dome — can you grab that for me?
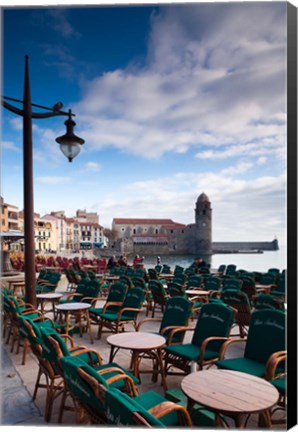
[196,192,210,203]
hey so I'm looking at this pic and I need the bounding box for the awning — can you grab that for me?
[80,242,92,245]
[0,231,24,243]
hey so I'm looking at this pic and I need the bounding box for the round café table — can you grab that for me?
[55,302,93,343]
[107,332,167,390]
[36,292,63,318]
[181,369,279,428]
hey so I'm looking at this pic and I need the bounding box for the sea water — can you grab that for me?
[141,245,287,273]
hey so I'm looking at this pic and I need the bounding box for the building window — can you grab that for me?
[155,229,158,234]
[133,229,136,234]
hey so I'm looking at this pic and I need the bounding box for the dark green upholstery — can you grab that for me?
[159,296,192,343]
[89,282,127,316]
[164,303,234,372]
[216,309,286,377]
[165,388,217,427]
[105,387,190,427]
[35,271,61,294]
[60,356,137,422]
[186,275,202,289]
[40,326,100,369]
[99,287,145,321]
[253,293,285,311]
[59,279,100,304]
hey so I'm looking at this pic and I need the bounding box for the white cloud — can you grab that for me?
[74,3,286,164]
[37,176,72,185]
[2,140,21,152]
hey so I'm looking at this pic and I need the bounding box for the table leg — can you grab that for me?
[65,311,69,335]
[258,409,272,428]
[157,348,167,391]
[131,351,141,381]
[234,413,246,429]
[85,311,93,344]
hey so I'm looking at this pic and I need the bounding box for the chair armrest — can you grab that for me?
[80,296,95,303]
[217,337,246,360]
[60,333,76,347]
[118,307,142,319]
[136,317,161,331]
[164,326,195,345]
[199,336,231,364]
[90,296,107,307]
[103,301,122,313]
[70,348,102,365]
[265,350,287,381]
[64,293,83,301]
[148,401,192,426]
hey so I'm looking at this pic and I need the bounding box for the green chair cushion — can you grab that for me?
[95,362,139,386]
[216,357,267,377]
[165,388,216,427]
[164,343,219,362]
[135,390,179,426]
[271,377,286,395]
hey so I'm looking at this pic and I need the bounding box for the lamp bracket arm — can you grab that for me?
[31,111,68,119]
[1,100,24,116]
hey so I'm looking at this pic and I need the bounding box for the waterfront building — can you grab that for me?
[113,192,213,256]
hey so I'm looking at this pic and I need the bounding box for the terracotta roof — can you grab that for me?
[113,218,175,225]
[162,223,186,229]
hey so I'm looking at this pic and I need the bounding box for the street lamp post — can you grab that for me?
[1,56,85,306]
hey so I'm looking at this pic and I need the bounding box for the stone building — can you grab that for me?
[112,192,213,256]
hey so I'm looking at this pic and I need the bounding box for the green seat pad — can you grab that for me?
[89,307,104,316]
[272,377,286,395]
[135,391,179,426]
[165,388,216,427]
[95,362,139,386]
[164,343,219,362]
[99,312,118,321]
[216,357,267,377]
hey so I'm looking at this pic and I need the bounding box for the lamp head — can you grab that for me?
[55,110,85,162]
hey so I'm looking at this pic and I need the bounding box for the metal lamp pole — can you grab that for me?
[1,56,85,306]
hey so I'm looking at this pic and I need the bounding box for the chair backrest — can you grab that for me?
[253,294,285,311]
[204,277,221,291]
[48,271,61,285]
[119,275,134,289]
[240,277,256,300]
[149,280,168,305]
[221,290,251,325]
[268,268,280,277]
[80,279,101,302]
[161,264,171,274]
[222,278,242,292]
[105,387,163,427]
[39,326,71,372]
[106,282,127,304]
[60,356,108,420]
[244,309,286,364]
[132,277,146,289]
[192,303,234,352]
[121,288,145,318]
[168,282,185,298]
[148,268,158,280]
[172,274,187,285]
[226,264,237,275]
[260,272,276,285]
[217,264,226,274]
[160,296,192,343]
[186,274,202,289]
[174,265,184,275]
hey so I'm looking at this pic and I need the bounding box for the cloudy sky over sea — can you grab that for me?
[2,1,289,245]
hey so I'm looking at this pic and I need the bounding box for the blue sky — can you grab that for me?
[1,2,288,245]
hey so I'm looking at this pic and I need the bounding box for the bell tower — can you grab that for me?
[195,192,212,256]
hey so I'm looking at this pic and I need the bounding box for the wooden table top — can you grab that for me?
[181,370,279,416]
[185,289,210,296]
[107,332,166,351]
[36,293,63,300]
[55,302,91,311]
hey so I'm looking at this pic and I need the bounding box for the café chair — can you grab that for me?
[35,271,61,294]
[265,350,287,424]
[220,290,252,338]
[186,274,203,290]
[18,317,75,422]
[89,282,127,335]
[215,309,285,378]
[59,279,101,305]
[59,356,137,424]
[137,296,192,345]
[39,326,139,422]
[96,287,145,339]
[148,280,170,317]
[104,385,192,427]
[164,303,235,376]
[252,293,285,311]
